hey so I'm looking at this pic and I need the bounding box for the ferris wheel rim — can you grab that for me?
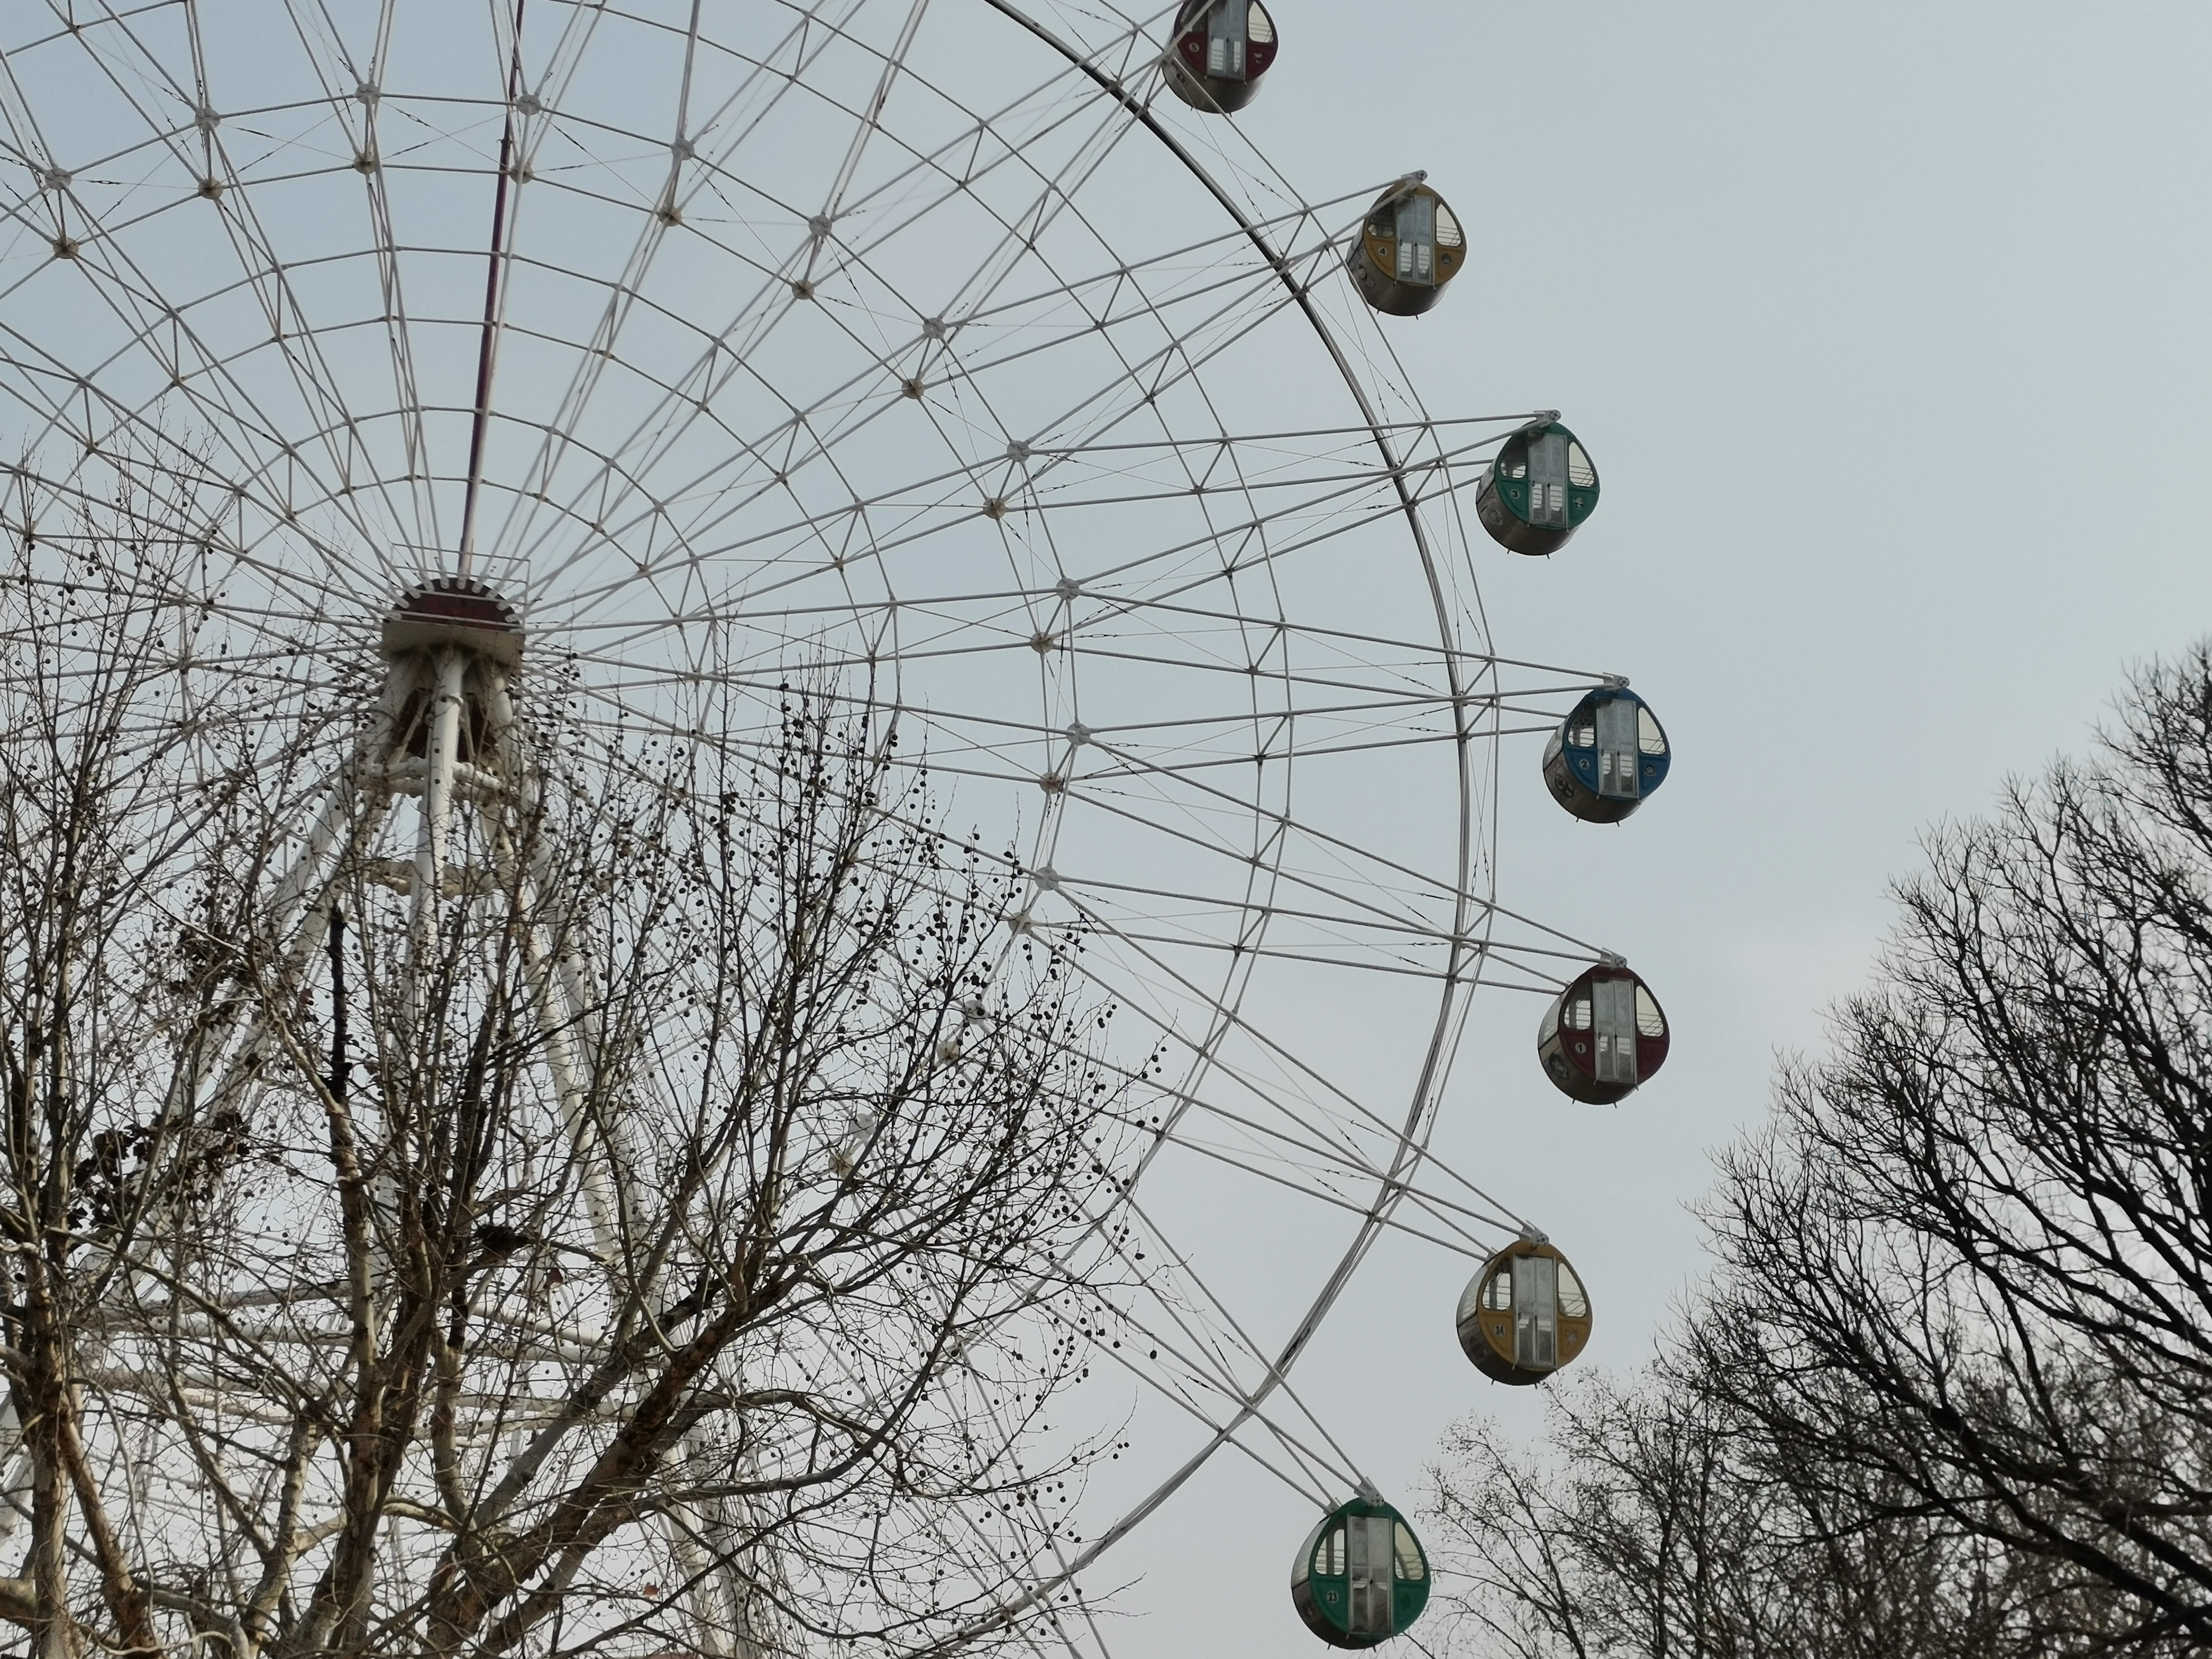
[960,0,1495,1535]
[0,0,1536,1637]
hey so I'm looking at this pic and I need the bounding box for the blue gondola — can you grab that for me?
[1543,686,1670,823]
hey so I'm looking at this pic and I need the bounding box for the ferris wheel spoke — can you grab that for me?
[1083,1321,1353,1519]
[994,999,1497,1230]
[1050,1222,1352,1504]
[717,460,1431,649]
[812,0,935,233]
[899,220,1359,498]
[0,255,403,607]
[624,678,1465,799]
[506,227,1439,623]
[597,845,1504,1256]
[897,81,1146,338]
[959,1277,1401,1649]
[1138,1125,1503,1262]
[1128,1045,1473,1243]
[544,470,1421,679]
[517,699,1477,987]
[423,3,759,572]
[9,33,425,573]
[510,118,1364,622]
[1030,1541,1119,1659]
[957,232,1345,462]
[1041,930,1501,1270]
[1000,441,1484,518]
[1045,783,1463,954]
[0,1,1634,1641]
[200,2,452,558]
[696,1325,1110,1647]
[1049,748,1473,923]
[1103,1260,1385,1510]
[482,3,1103,586]
[1030,889,1464,1187]
[356,146,450,550]
[568,384,1467,590]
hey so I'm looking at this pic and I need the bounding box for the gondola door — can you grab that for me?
[1592,975,1640,1091]
[1595,695,1641,802]
[1395,192,1437,285]
[1205,0,1249,78]
[1347,1512,1395,1639]
[1512,1251,1559,1371]
[1526,427,1571,530]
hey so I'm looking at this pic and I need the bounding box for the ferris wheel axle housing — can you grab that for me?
[380,576,524,669]
[374,577,523,962]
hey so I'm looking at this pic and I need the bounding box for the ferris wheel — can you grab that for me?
[0,3,1673,1656]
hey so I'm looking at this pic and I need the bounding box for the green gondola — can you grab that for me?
[1477,421,1600,556]
[1290,1494,1431,1648]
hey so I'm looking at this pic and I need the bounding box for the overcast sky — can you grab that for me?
[1115,4,2212,1652]
[6,4,2204,1653]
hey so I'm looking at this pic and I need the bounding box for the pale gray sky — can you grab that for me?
[1112,4,2212,1653]
[4,4,2206,1654]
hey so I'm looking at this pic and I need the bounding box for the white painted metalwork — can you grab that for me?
[0,4,1652,1656]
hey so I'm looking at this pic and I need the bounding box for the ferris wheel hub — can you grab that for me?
[381,576,524,669]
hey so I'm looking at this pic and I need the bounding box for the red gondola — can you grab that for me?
[1536,963,1669,1104]
[1163,0,1279,114]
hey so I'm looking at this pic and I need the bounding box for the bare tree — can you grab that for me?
[1431,1375,1779,1659]
[1431,646,2212,1658]
[1678,644,2212,1652]
[0,462,1142,1659]
[1430,1368,2095,1659]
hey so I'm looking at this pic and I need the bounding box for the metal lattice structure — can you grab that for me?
[0,5,1640,1657]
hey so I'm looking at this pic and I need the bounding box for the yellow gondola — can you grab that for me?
[1455,1234,1592,1385]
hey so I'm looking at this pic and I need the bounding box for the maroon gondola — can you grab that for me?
[1536,963,1670,1104]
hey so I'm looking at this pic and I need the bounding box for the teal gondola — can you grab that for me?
[1291,1495,1432,1648]
[1477,421,1599,555]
